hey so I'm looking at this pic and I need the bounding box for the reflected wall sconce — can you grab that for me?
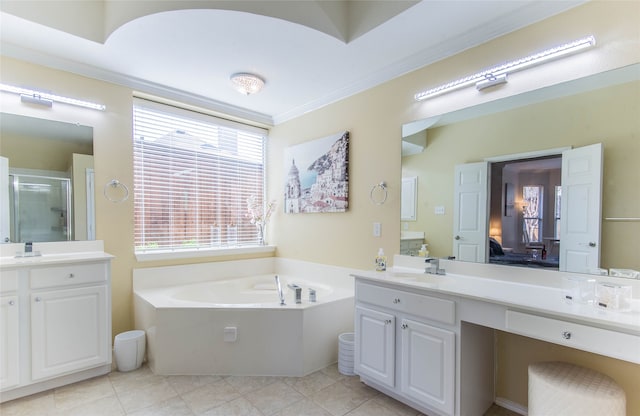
[230,73,265,95]
[0,83,106,110]
[414,35,596,101]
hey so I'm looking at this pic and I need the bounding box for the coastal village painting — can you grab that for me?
[284,131,349,213]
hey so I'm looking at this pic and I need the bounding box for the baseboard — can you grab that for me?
[495,397,528,415]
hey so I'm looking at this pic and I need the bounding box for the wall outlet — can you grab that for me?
[373,222,381,237]
[435,206,445,215]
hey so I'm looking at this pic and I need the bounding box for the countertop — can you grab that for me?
[352,259,640,335]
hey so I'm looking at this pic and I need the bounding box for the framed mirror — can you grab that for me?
[400,64,640,274]
[1,113,94,243]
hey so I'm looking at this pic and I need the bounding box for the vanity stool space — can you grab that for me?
[0,241,113,403]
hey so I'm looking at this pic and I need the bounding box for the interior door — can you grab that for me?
[559,143,603,272]
[453,162,489,262]
[1,156,9,243]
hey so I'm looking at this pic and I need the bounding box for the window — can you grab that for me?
[522,185,543,243]
[133,99,267,253]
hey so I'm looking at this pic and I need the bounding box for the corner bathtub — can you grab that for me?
[133,258,356,376]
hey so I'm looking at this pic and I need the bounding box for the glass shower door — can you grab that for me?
[10,174,72,242]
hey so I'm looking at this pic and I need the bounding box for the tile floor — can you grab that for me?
[0,364,517,416]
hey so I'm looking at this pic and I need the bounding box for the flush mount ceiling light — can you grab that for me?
[0,83,106,110]
[415,35,596,101]
[230,73,265,96]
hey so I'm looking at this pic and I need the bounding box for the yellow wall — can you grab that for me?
[1,1,639,413]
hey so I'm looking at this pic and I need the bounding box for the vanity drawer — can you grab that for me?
[506,310,640,364]
[357,281,455,325]
[0,269,19,293]
[30,263,107,289]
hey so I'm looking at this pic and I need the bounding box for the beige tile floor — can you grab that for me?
[0,364,517,416]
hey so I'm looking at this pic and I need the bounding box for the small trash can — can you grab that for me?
[114,330,145,372]
[338,332,355,376]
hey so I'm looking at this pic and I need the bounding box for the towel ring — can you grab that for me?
[370,182,388,205]
[104,179,129,203]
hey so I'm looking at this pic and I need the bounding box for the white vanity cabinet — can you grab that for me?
[354,280,456,416]
[0,270,20,390]
[30,263,110,381]
[0,247,112,403]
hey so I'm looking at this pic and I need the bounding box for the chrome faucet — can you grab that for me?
[275,275,285,305]
[425,257,446,275]
[288,284,302,304]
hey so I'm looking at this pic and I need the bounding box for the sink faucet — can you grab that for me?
[425,258,446,275]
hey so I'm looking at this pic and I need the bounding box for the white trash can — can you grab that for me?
[338,332,355,376]
[114,330,145,372]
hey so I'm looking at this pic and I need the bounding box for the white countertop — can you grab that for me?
[352,258,640,335]
[0,240,113,268]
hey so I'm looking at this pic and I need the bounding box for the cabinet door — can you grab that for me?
[0,295,20,390]
[400,318,455,416]
[354,305,395,388]
[31,285,108,381]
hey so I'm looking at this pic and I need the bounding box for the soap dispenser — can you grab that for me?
[418,244,429,257]
[375,248,387,271]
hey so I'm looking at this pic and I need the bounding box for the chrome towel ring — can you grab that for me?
[104,179,129,203]
[370,182,388,205]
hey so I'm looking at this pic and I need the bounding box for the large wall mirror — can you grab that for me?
[1,113,95,243]
[401,64,640,275]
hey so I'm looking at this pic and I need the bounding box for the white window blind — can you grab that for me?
[133,99,267,252]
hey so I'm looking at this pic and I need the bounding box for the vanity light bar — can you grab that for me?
[0,83,106,111]
[414,35,596,101]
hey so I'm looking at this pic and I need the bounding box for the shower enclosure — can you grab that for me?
[9,173,72,243]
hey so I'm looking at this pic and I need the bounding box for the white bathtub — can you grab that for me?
[133,258,356,376]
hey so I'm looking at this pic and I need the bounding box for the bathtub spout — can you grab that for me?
[275,275,285,305]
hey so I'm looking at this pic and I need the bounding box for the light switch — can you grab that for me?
[435,206,445,215]
[373,222,381,237]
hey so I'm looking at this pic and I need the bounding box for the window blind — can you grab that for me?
[132,99,267,252]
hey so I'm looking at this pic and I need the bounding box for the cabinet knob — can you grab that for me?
[455,235,461,240]
[392,298,401,304]
[401,323,408,330]
[8,300,15,306]
[35,297,42,302]
[588,242,597,248]
[384,319,392,325]
[562,331,572,340]
[68,273,75,278]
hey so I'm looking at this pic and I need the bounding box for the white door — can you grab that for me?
[31,285,109,381]
[560,143,603,273]
[400,318,455,416]
[354,306,395,388]
[0,156,9,243]
[0,294,20,390]
[453,162,489,262]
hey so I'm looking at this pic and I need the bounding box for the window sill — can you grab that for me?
[135,245,276,262]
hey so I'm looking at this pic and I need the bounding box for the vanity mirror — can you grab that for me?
[0,113,95,243]
[401,64,640,274]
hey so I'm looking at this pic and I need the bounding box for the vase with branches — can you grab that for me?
[247,195,276,245]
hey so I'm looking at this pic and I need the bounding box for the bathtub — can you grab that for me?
[133,258,356,376]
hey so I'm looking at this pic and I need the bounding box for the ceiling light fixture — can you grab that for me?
[414,35,596,101]
[230,73,265,95]
[0,83,106,110]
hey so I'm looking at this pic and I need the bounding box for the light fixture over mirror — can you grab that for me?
[414,35,596,101]
[230,73,265,95]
